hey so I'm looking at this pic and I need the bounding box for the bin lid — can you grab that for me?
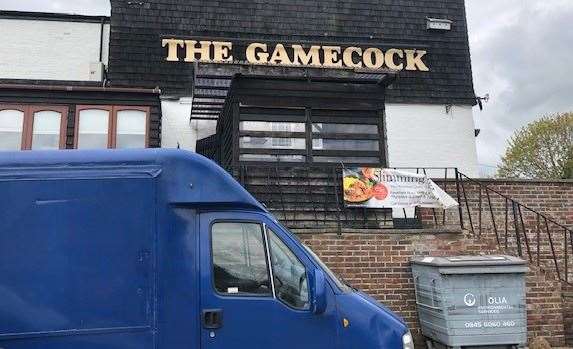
[411,255,527,267]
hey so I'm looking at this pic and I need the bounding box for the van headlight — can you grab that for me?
[402,331,414,349]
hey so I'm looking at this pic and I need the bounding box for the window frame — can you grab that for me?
[209,219,274,298]
[237,106,387,166]
[0,104,68,150]
[208,219,311,312]
[28,105,69,150]
[74,105,150,149]
[266,226,311,311]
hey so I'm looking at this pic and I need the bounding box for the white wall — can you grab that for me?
[0,18,109,81]
[161,100,195,150]
[385,104,479,177]
[161,99,218,150]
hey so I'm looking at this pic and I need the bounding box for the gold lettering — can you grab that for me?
[269,44,292,65]
[405,49,429,71]
[342,47,363,68]
[184,40,212,62]
[246,43,269,64]
[385,48,404,70]
[162,38,184,62]
[212,41,233,62]
[292,45,321,66]
[322,46,343,67]
[363,48,384,69]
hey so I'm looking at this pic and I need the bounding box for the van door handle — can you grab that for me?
[202,309,223,329]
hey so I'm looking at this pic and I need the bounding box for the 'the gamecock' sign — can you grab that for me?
[161,38,430,71]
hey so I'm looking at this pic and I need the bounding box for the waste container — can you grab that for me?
[411,255,528,349]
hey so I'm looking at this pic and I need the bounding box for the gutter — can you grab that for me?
[0,84,161,94]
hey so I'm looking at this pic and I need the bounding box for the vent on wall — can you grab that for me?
[426,18,453,31]
[89,62,105,81]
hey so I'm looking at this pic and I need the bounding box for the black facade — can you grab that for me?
[108,0,476,105]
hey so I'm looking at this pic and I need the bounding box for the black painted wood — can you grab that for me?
[108,0,476,105]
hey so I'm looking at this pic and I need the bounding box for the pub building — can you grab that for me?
[0,1,479,229]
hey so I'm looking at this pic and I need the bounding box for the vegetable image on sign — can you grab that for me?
[372,183,389,201]
[343,177,373,203]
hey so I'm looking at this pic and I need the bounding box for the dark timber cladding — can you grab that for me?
[194,73,394,230]
[108,0,476,105]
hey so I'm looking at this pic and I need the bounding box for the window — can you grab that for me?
[240,121,305,133]
[312,139,379,151]
[75,106,149,149]
[31,110,65,150]
[77,108,110,149]
[0,105,67,151]
[0,108,24,150]
[211,222,271,295]
[116,109,147,148]
[239,154,306,162]
[312,123,378,134]
[238,107,385,165]
[240,137,306,150]
[267,228,309,310]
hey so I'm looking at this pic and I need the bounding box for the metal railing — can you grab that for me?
[453,172,573,284]
[229,164,573,283]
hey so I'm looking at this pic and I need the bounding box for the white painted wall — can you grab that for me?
[161,100,195,150]
[161,99,219,151]
[0,18,110,81]
[385,104,479,177]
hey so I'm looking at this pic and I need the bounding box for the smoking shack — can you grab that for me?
[161,39,430,71]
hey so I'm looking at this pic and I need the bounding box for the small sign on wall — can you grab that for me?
[342,167,458,208]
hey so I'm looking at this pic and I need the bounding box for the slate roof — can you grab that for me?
[108,0,476,106]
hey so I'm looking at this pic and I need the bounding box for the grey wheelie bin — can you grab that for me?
[411,255,528,349]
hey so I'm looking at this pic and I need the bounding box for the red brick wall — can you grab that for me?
[298,179,573,346]
[300,231,566,346]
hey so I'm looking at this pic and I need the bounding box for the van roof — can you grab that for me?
[0,149,266,211]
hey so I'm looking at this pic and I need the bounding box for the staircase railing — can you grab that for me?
[453,171,573,284]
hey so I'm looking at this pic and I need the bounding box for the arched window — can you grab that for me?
[0,108,25,150]
[75,106,149,149]
[0,105,68,151]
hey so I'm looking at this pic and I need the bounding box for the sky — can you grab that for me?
[1,0,572,175]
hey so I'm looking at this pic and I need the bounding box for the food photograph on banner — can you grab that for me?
[342,167,458,209]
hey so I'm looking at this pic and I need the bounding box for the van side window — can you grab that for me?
[267,228,310,310]
[211,222,271,296]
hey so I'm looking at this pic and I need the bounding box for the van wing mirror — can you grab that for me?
[311,269,327,314]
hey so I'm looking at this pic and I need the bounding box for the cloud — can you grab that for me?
[467,0,573,168]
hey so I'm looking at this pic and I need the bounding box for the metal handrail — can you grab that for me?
[227,163,573,283]
[455,171,573,284]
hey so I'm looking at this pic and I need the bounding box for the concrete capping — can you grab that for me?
[433,177,573,184]
[292,227,464,235]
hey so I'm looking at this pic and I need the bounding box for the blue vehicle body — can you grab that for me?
[0,149,410,349]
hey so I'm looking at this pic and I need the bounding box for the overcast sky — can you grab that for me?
[1,0,572,174]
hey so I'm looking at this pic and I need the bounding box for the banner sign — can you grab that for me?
[342,167,458,209]
[161,38,430,71]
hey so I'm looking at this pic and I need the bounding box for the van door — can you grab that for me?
[199,212,338,349]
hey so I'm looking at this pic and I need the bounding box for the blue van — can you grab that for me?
[0,149,413,349]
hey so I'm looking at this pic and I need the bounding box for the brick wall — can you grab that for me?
[421,179,573,281]
[300,231,566,346]
[299,179,572,346]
